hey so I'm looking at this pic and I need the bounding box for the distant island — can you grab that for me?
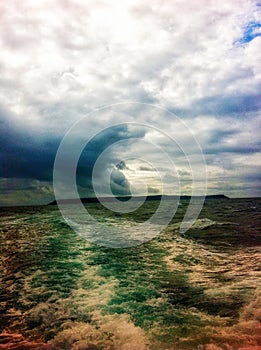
[48,194,229,205]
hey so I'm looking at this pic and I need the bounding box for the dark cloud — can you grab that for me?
[0,1,260,204]
[1,120,145,202]
[76,124,146,190]
[204,128,261,155]
[139,165,154,171]
[178,170,191,176]
[166,90,261,119]
[0,118,60,181]
[116,161,128,170]
[0,178,54,206]
[148,186,160,194]
[204,145,261,155]
[190,91,261,117]
[110,168,131,196]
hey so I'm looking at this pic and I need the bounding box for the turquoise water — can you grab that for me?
[1,198,261,349]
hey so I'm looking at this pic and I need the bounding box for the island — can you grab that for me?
[48,194,229,205]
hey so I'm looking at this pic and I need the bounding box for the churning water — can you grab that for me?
[1,198,261,349]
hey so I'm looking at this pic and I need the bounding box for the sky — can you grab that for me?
[0,0,261,206]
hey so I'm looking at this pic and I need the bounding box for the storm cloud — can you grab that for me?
[0,0,260,205]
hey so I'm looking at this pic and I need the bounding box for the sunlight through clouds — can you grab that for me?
[0,0,260,205]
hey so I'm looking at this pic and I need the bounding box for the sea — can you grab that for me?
[0,198,261,350]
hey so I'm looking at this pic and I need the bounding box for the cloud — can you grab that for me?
[0,115,60,182]
[139,165,154,172]
[116,161,128,170]
[110,168,131,196]
[147,186,160,194]
[0,178,53,206]
[0,0,261,204]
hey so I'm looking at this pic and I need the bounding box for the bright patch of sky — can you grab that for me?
[235,21,261,45]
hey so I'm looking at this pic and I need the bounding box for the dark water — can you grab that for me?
[0,198,261,350]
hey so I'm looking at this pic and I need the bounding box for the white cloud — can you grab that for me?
[0,0,260,203]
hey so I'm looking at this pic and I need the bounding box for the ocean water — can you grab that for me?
[0,198,261,350]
